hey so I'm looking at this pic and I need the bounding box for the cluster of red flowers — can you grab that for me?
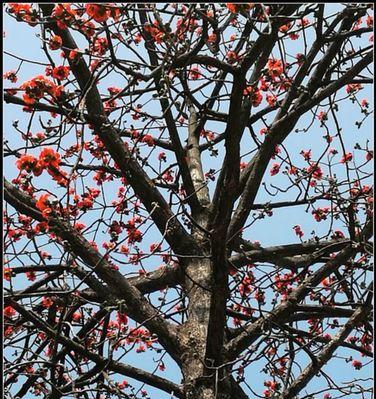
[125,216,143,244]
[16,147,68,187]
[306,163,323,180]
[226,3,255,14]
[175,15,199,40]
[20,75,64,105]
[72,187,101,212]
[243,85,263,107]
[312,207,330,222]
[239,272,255,297]
[346,83,363,94]
[263,380,280,398]
[51,4,78,30]
[35,194,53,219]
[144,20,167,44]
[3,70,18,83]
[111,186,130,214]
[50,4,120,34]
[7,3,38,26]
[266,58,284,79]
[226,50,242,64]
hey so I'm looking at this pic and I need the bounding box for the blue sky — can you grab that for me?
[3,4,374,399]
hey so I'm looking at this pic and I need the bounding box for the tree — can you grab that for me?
[3,3,374,399]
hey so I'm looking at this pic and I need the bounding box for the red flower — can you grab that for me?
[279,23,292,33]
[48,35,62,50]
[72,312,82,322]
[226,51,240,64]
[116,311,128,326]
[226,3,254,13]
[4,306,17,318]
[366,150,373,161]
[270,163,280,176]
[141,134,154,147]
[340,152,353,163]
[68,49,80,62]
[346,83,362,94]
[3,70,18,83]
[352,360,363,370]
[52,66,70,80]
[51,4,76,30]
[39,147,61,168]
[266,94,277,106]
[85,4,110,23]
[306,163,323,180]
[366,15,373,28]
[42,296,54,308]
[16,154,41,175]
[312,207,330,222]
[267,59,283,78]
[293,225,304,238]
[317,111,328,122]
[108,86,121,95]
[331,230,345,240]
[158,152,166,162]
[26,271,36,281]
[244,86,263,107]
[4,268,13,281]
[300,149,312,161]
[118,380,129,389]
[36,194,52,218]
[189,66,202,80]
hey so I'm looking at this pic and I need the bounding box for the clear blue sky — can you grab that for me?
[3,4,373,398]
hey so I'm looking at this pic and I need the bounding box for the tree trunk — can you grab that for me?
[179,238,232,399]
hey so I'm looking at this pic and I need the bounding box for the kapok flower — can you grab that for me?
[39,147,61,168]
[42,296,54,308]
[317,111,328,122]
[4,306,17,318]
[293,225,304,238]
[267,58,284,78]
[118,380,129,389]
[189,66,202,80]
[52,66,70,80]
[85,4,110,23]
[48,35,62,50]
[3,70,18,83]
[243,86,263,107]
[306,163,323,180]
[270,163,280,176]
[346,83,362,94]
[266,94,277,106]
[16,154,41,175]
[226,51,240,64]
[141,134,154,147]
[4,268,13,281]
[352,360,363,370]
[340,152,353,163]
[312,207,330,222]
[35,194,52,218]
[226,3,254,13]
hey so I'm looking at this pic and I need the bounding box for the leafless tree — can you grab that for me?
[3,3,374,399]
